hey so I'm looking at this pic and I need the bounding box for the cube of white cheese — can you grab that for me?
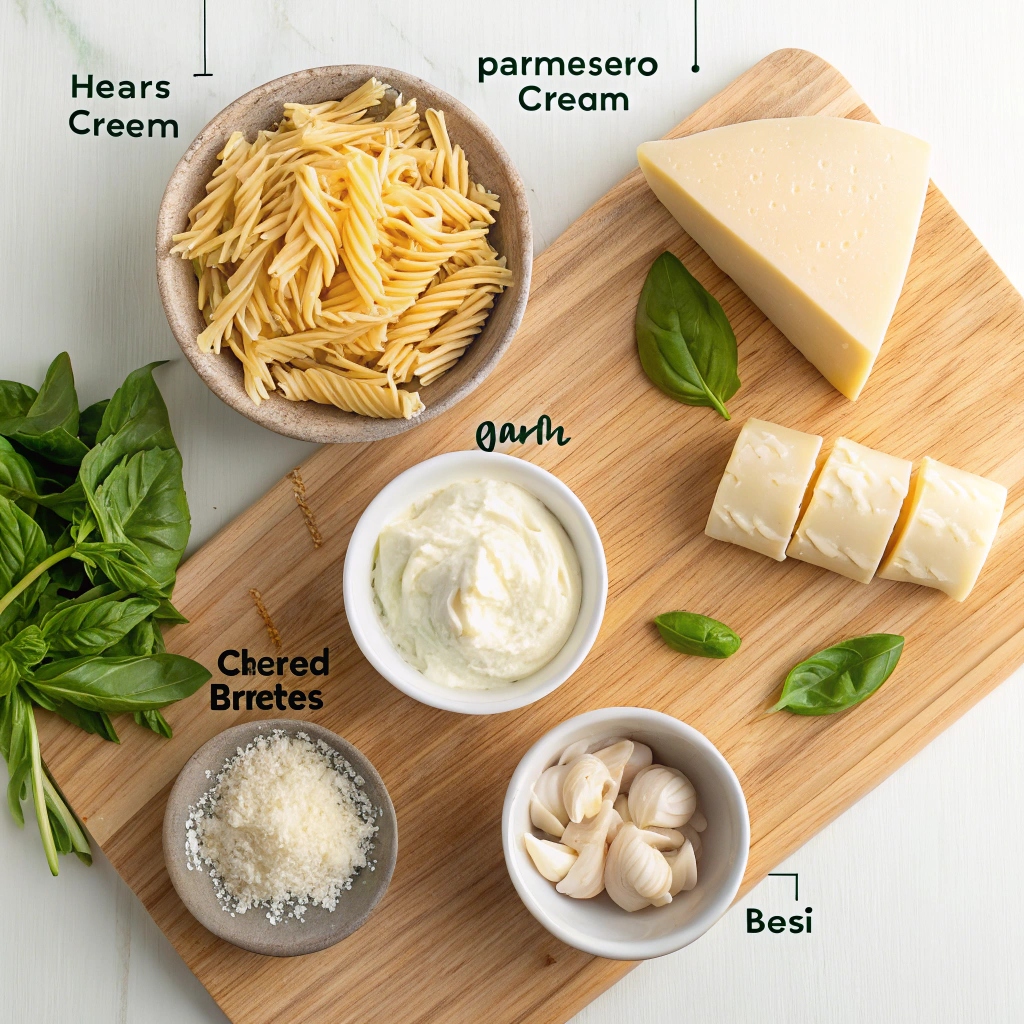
[878,457,1006,601]
[787,438,912,583]
[637,118,931,400]
[705,419,822,561]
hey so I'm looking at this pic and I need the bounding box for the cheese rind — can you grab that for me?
[787,438,911,583]
[705,418,822,561]
[878,457,1006,601]
[637,118,931,400]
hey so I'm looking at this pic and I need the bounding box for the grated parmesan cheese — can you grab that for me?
[185,730,377,924]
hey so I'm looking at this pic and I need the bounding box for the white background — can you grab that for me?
[1,1,1022,1021]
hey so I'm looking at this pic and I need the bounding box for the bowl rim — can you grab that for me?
[501,707,750,960]
[155,64,532,444]
[342,450,608,715]
[161,718,398,957]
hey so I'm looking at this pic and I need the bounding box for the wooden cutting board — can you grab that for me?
[39,48,1024,1024]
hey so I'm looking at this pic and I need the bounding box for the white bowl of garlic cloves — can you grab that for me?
[501,707,749,960]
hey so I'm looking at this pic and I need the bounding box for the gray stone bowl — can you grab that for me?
[155,65,532,443]
[162,719,398,957]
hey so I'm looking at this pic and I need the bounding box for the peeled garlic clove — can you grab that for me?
[530,764,570,838]
[593,739,634,792]
[680,824,703,862]
[613,793,631,824]
[604,823,674,912]
[666,838,698,895]
[606,805,625,842]
[640,826,685,851]
[556,841,608,899]
[561,798,618,853]
[523,833,578,883]
[557,801,617,898]
[688,808,707,833]
[562,754,614,823]
[627,764,697,829]
[619,741,654,793]
[558,739,592,765]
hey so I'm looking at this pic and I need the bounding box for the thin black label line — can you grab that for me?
[194,0,212,77]
[692,0,699,72]
[768,872,799,900]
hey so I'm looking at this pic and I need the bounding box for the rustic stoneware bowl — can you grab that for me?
[156,65,532,443]
[163,719,398,957]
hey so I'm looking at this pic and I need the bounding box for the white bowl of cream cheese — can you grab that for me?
[343,451,607,714]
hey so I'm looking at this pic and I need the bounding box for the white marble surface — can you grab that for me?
[1,0,1022,1020]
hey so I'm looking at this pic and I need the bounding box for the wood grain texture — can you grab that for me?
[37,47,1024,1024]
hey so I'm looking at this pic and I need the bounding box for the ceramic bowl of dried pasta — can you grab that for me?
[156,65,531,443]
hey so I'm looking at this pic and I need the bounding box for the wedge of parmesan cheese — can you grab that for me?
[638,117,930,399]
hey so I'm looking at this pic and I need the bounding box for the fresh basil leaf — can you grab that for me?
[0,627,48,697]
[78,400,109,448]
[8,353,89,467]
[133,709,172,738]
[41,594,159,656]
[72,541,163,596]
[90,448,189,594]
[0,382,38,434]
[0,437,42,514]
[105,618,164,657]
[0,496,49,631]
[654,611,741,659]
[152,598,188,625]
[20,680,120,742]
[33,481,86,521]
[82,363,174,492]
[772,634,905,715]
[635,251,740,419]
[29,653,210,713]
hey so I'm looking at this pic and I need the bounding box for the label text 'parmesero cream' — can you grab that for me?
[477,55,658,112]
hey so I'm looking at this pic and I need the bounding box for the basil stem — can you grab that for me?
[654,611,741,659]
[0,546,74,620]
[26,704,58,875]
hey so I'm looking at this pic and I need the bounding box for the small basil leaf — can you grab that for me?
[33,481,86,522]
[0,382,38,434]
[78,400,109,448]
[29,653,210,713]
[90,448,189,594]
[635,251,740,420]
[133,709,172,738]
[654,611,741,659]
[0,437,42,513]
[0,627,48,697]
[772,634,905,715]
[40,594,159,656]
[106,618,164,657]
[85,362,174,484]
[71,542,163,596]
[0,496,49,631]
[10,354,89,467]
[152,598,188,625]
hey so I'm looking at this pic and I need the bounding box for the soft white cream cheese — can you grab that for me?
[371,479,582,689]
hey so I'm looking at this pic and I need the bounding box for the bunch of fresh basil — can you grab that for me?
[0,353,210,874]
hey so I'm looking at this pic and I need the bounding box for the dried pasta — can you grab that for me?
[171,78,512,419]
